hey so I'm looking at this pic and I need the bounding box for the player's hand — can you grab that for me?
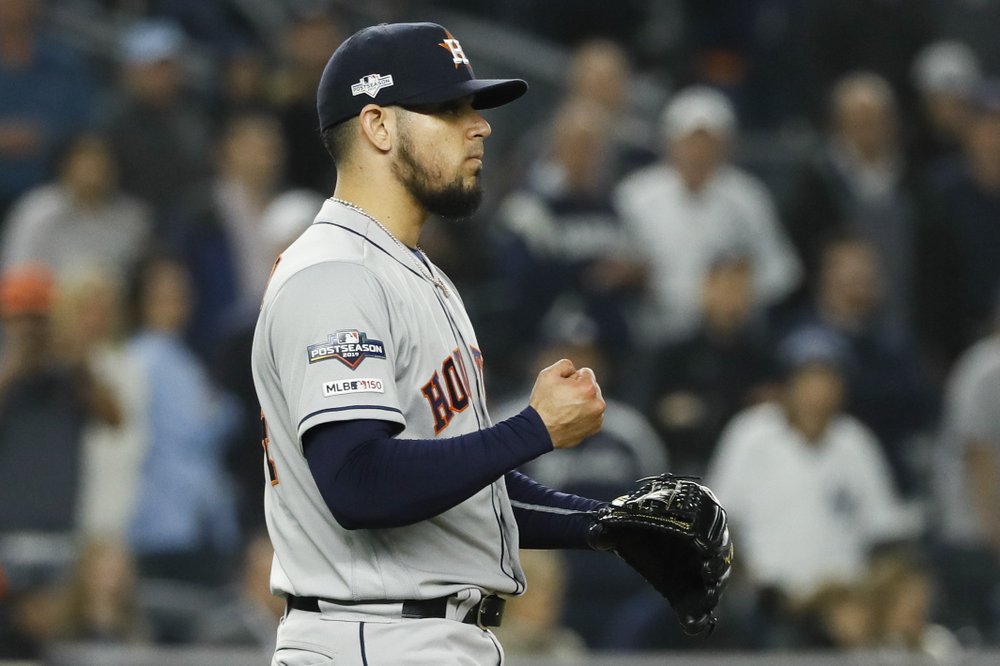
[529,358,606,449]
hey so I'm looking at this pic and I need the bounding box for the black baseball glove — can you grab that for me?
[589,474,734,637]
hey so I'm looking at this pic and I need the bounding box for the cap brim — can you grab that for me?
[469,79,529,109]
[397,78,528,110]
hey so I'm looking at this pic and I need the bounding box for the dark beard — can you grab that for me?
[393,134,483,219]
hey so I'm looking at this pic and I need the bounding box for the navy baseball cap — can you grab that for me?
[777,325,854,376]
[317,22,528,131]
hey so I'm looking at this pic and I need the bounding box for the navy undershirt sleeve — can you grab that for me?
[302,407,553,529]
[505,469,607,550]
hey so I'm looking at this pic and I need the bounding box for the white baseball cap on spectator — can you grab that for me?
[262,190,326,250]
[912,41,981,97]
[661,86,737,142]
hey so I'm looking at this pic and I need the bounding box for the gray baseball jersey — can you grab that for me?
[252,199,526,602]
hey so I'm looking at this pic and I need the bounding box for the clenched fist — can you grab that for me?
[529,358,606,449]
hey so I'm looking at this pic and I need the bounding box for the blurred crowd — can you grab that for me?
[2,0,1000,661]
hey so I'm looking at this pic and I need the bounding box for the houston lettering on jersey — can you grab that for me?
[307,329,386,369]
[421,349,472,433]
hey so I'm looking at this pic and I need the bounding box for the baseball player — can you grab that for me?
[253,23,609,665]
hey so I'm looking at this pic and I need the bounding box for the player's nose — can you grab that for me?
[469,111,491,140]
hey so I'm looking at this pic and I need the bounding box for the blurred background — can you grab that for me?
[2,0,1000,663]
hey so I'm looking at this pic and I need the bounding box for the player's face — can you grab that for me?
[392,96,492,219]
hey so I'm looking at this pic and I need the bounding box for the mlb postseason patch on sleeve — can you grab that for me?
[322,378,385,397]
[307,329,386,369]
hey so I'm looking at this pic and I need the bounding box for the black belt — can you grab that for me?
[286,594,506,628]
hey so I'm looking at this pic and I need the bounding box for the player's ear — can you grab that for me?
[358,104,394,154]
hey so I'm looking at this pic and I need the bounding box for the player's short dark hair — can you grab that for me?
[320,118,357,165]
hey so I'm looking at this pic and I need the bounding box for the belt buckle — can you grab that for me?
[474,595,505,629]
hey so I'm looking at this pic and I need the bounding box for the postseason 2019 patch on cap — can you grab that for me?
[317,22,528,131]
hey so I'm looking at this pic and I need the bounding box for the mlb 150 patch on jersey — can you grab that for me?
[322,377,385,397]
[307,329,387,369]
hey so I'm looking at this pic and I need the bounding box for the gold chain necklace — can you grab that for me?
[331,197,450,298]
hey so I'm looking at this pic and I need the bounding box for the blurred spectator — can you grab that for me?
[107,19,211,225]
[491,99,646,377]
[909,40,983,172]
[126,253,242,587]
[492,306,667,647]
[273,10,344,194]
[0,577,60,660]
[0,263,119,535]
[795,552,959,656]
[798,581,875,650]
[505,39,654,198]
[174,113,289,353]
[615,85,801,347]
[495,549,587,659]
[459,41,645,354]
[931,305,1000,640]
[568,39,631,115]
[867,553,960,661]
[707,326,922,608]
[785,231,937,495]
[783,72,924,331]
[52,538,149,644]
[560,38,654,172]
[0,0,99,222]
[1,131,152,279]
[212,44,275,126]
[53,268,149,539]
[644,251,777,477]
[195,530,282,650]
[494,307,669,500]
[209,188,323,534]
[260,189,324,257]
[803,0,933,126]
[918,80,1000,369]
